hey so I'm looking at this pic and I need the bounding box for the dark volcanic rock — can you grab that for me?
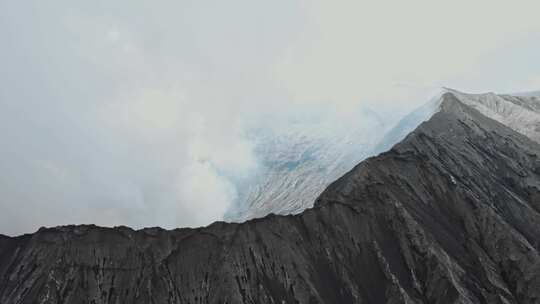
[1,93,540,303]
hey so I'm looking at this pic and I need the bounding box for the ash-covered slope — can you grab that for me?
[447,88,540,142]
[226,107,389,222]
[2,92,540,303]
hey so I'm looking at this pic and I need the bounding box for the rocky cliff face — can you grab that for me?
[2,92,540,303]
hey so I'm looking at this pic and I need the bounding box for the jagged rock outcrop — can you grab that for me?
[1,92,540,303]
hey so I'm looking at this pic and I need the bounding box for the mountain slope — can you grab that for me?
[2,92,540,303]
[226,107,389,222]
[447,88,540,142]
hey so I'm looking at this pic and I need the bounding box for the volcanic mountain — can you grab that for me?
[2,90,540,303]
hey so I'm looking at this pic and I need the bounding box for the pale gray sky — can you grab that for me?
[1,1,539,235]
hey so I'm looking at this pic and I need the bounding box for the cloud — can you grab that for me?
[0,0,539,235]
[278,0,540,109]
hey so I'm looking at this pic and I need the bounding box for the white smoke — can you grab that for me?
[0,1,539,235]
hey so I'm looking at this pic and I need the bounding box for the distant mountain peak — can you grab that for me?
[227,89,540,223]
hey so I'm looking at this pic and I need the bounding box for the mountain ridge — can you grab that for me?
[2,91,540,303]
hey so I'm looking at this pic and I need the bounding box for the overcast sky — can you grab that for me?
[1,1,540,235]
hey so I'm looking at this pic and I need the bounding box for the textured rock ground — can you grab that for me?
[1,92,540,303]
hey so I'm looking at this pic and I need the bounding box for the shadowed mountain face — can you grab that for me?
[2,92,540,303]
